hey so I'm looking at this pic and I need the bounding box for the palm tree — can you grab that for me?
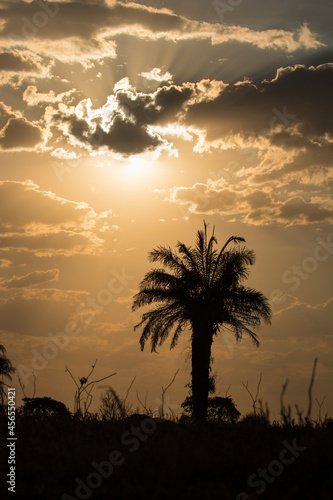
[132,222,271,421]
[0,344,15,405]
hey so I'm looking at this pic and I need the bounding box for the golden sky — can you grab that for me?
[0,0,332,419]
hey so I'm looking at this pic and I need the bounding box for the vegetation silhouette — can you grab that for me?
[181,395,241,423]
[20,397,70,417]
[0,347,331,499]
[132,222,271,421]
[0,344,15,405]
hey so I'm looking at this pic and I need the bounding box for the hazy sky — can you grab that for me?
[0,0,332,419]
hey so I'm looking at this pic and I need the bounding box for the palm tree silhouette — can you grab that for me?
[132,222,271,421]
[0,344,15,405]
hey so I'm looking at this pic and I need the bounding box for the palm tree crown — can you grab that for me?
[0,344,15,405]
[132,222,271,420]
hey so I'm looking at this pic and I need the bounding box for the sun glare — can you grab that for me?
[123,157,155,182]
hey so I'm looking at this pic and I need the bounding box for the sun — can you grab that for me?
[123,156,156,182]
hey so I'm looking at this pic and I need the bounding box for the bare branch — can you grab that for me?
[17,372,37,399]
[32,372,37,398]
[66,361,115,415]
[65,365,79,389]
[295,403,304,425]
[161,369,179,418]
[136,389,149,414]
[306,357,318,421]
[280,378,289,420]
[255,373,262,402]
[17,375,27,399]
[162,369,179,395]
[84,384,95,414]
[85,359,98,383]
[84,373,116,390]
[124,376,136,405]
[242,373,262,415]
[315,396,326,424]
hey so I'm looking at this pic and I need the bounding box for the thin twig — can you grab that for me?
[136,389,149,413]
[17,375,27,399]
[255,373,262,402]
[295,403,304,424]
[32,372,37,398]
[306,357,318,421]
[17,372,37,399]
[242,373,262,415]
[124,376,136,405]
[280,378,289,420]
[315,396,326,424]
[84,359,98,384]
[66,361,116,415]
[84,373,116,390]
[161,369,179,418]
[65,365,80,389]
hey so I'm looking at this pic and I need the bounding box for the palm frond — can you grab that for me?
[177,242,200,274]
[148,246,189,275]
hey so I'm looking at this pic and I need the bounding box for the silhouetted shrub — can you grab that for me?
[20,397,70,417]
[181,395,241,423]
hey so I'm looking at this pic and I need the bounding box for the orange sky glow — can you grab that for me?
[0,0,332,420]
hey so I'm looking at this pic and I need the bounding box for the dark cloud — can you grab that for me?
[0,0,321,55]
[185,64,333,143]
[0,51,39,72]
[118,84,193,125]
[51,63,332,162]
[93,117,162,155]
[133,0,333,39]
[0,0,185,40]
[53,83,193,156]
[60,113,164,155]
[0,117,43,150]
[277,196,333,224]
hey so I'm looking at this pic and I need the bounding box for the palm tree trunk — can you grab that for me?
[191,318,213,422]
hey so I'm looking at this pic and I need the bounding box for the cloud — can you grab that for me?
[0,102,15,126]
[185,64,333,145]
[62,113,165,156]
[0,259,12,268]
[0,49,51,86]
[48,63,332,174]
[0,50,40,72]
[0,1,323,60]
[268,297,333,341]
[22,85,77,106]
[0,268,59,288]
[0,180,114,256]
[167,182,333,226]
[61,63,331,159]
[52,80,192,157]
[277,196,333,224]
[0,102,44,150]
[140,67,173,82]
[0,117,43,150]
[0,289,85,336]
